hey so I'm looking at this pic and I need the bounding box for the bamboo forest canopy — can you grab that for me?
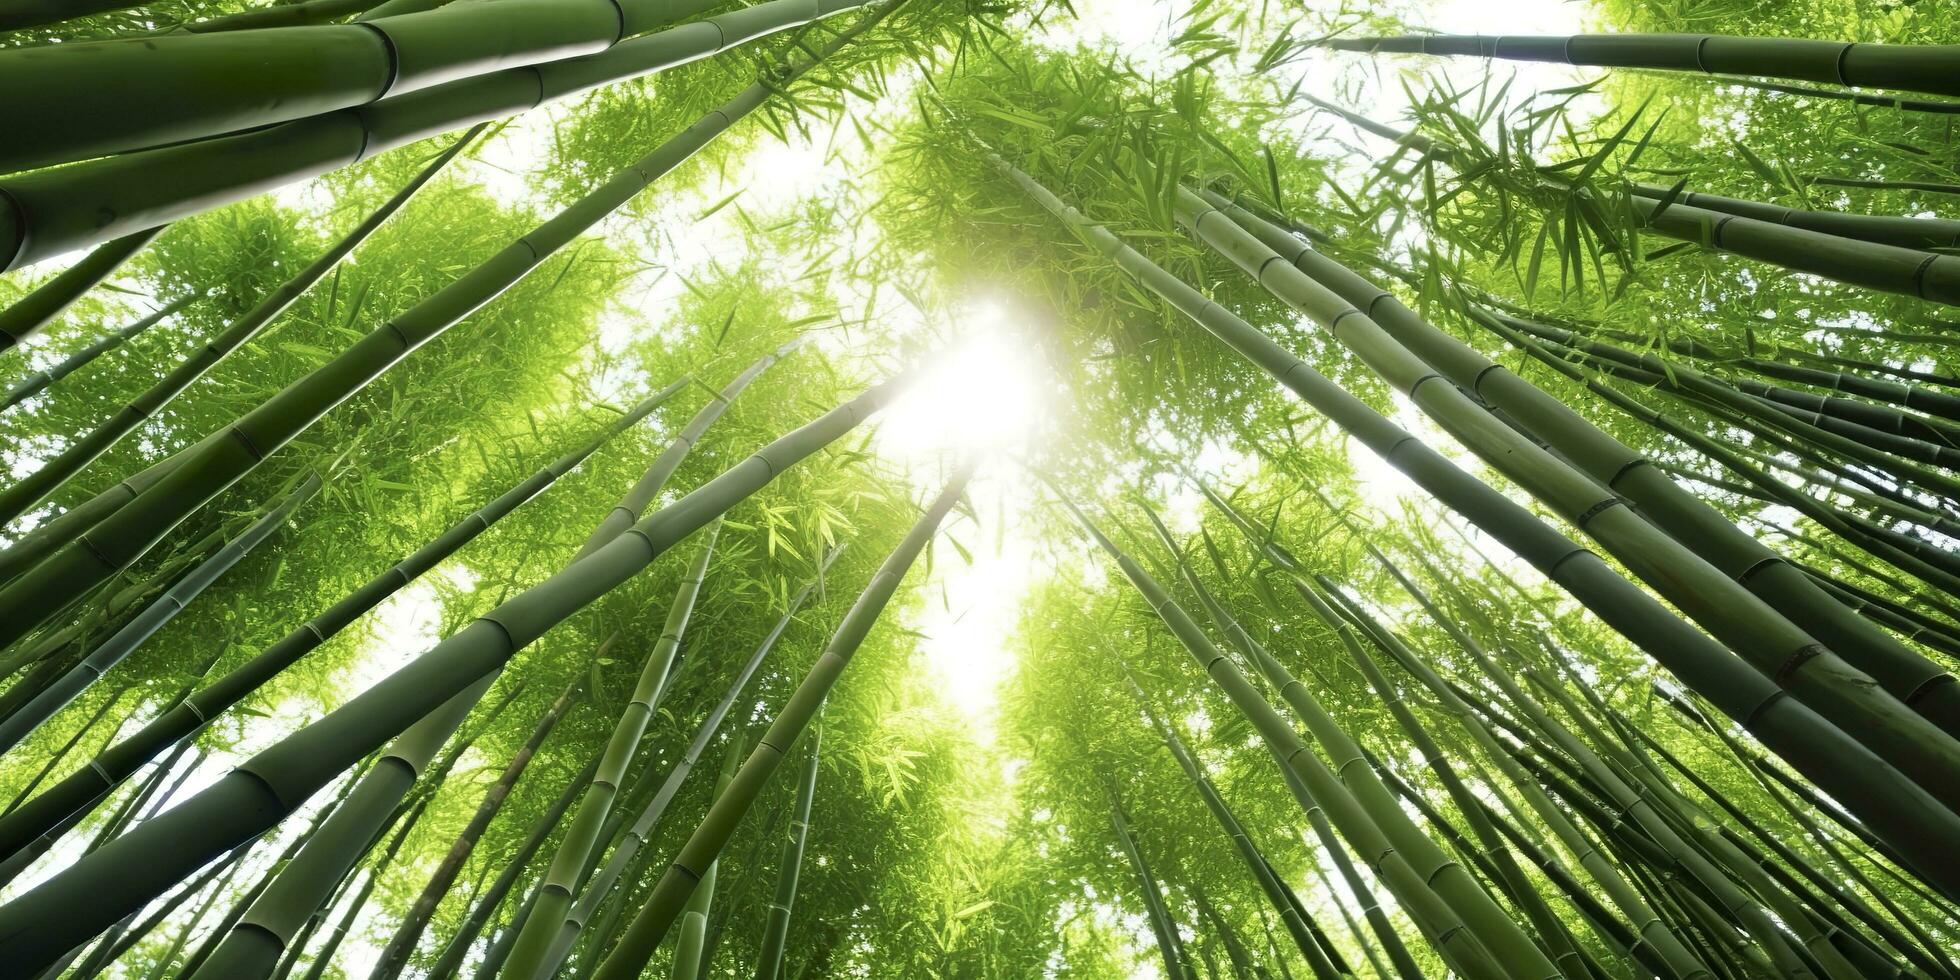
[4,0,1960,975]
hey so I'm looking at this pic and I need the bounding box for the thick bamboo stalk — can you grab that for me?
[540,547,844,978]
[0,295,192,413]
[0,361,910,971]
[366,678,582,980]
[166,0,393,35]
[0,0,879,272]
[0,431,206,588]
[0,0,725,173]
[501,525,724,980]
[1198,196,1960,754]
[1327,33,1960,99]
[0,126,479,527]
[0,378,681,860]
[0,228,164,351]
[590,466,972,980]
[186,674,500,980]
[0,13,865,653]
[999,156,1960,896]
[669,729,746,980]
[753,723,821,980]
[0,472,320,757]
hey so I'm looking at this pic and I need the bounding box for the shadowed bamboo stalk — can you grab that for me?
[590,465,972,980]
[540,546,845,978]
[1326,33,1960,99]
[0,229,166,351]
[0,686,123,815]
[0,296,193,413]
[1196,193,1960,749]
[0,376,683,861]
[0,471,321,756]
[366,678,583,980]
[997,154,1960,895]
[0,10,883,653]
[500,525,724,980]
[670,729,747,980]
[0,0,882,272]
[0,356,913,971]
[1625,180,1960,250]
[753,722,821,980]
[0,125,481,528]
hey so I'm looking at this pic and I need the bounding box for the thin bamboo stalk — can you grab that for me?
[754,723,821,980]
[0,377,681,860]
[0,296,193,413]
[0,229,165,351]
[589,466,972,980]
[0,125,480,527]
[669,729,746,980]
[1327,33,1960,100]
[0,472,320,756]
[1110,793,1199,980]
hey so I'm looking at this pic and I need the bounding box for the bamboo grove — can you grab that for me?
[0,0,1958,976]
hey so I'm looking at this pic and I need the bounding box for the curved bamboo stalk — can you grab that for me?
[0,471,320,756]
[1326,33,1960,100]
[0,377,681,861]
[0,125,481,528]
[0,14,864,652]
[996,155,1960,898]
[0,228,164,351]
[0,0,878,272]
[0,361,910,972]
[590,466,973,980]
[0,295,192,413]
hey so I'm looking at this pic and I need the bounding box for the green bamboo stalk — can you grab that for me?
[0,0,878,272]
[286,791,435,980]
[1045,492,1509,980]
[754,723,821,980]
[0,125,480,527]
[542,546,845,978]
[669,729,747,980]
[1122,671,1348,980]
[164,0,393,35]
[0,359,912,971]
[1327,33,1960,98]
[87,835,261,973]
[0,8,871,653]
[1628,181,1960,250]
[0,228,165,351]
[1812,175,1960,197]
[1110,793,1199,980]
[1,686,123,815]
[0,0,722,173]
[0,472,320,756]
[186,674,503,980]
[1677,73,1960,114]
[366,678,582,980]
[0,431,206,588]
[1190,192,1960,756]
[0,296,193,413]
[424,756,600,980]
[590,466,972,980]
[0,377,682,861]
[500,525,725,980]
[999,155,1960,896]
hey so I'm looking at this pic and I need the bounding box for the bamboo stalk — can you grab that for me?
[0,296,193,413]
[669,728,746,980]
[1326,33,1960,100]
[590,465,973,980]
[0,0,880,272]
[0,125,480,528]
[754,722,821,980]
[0,229,164,350]
[0,377,681,861]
